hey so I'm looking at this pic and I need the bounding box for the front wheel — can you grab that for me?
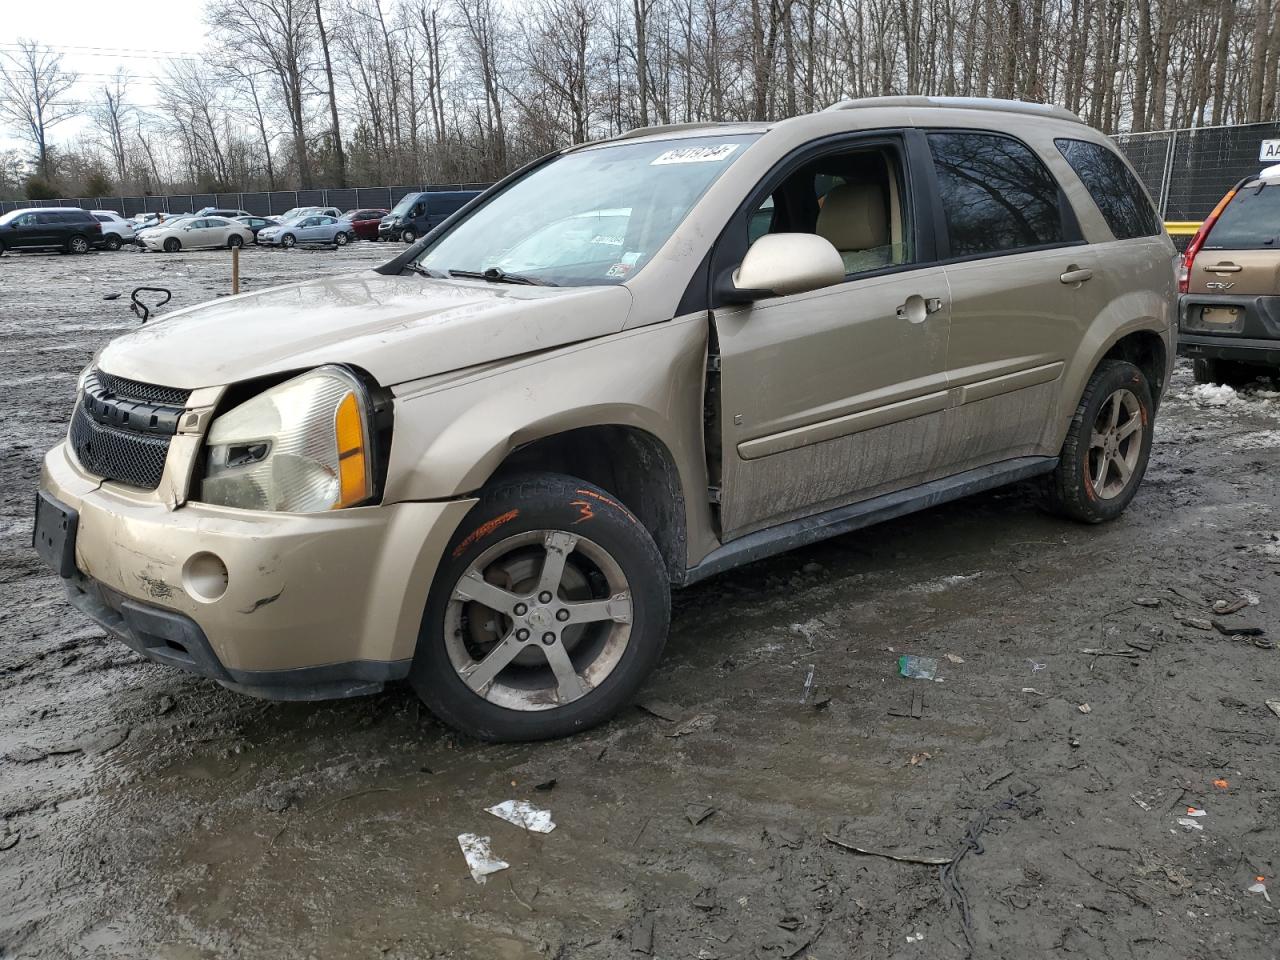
[411,473,670,742]
[334,231,349,246]
[280,233,296,248]
[401,227,416,243]
[227,234,244,249]
[1047,359,1154,524]
[163,237,180,253]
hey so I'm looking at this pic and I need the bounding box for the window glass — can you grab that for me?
[1055,138,1159,240]
[742,146,912,275]
[94,214,111,223]
[417,135,759,286]
[207,217,230,226]
[928,132,1065,256]
[1201,179,1280,249]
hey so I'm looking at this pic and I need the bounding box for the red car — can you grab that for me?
[343,208,389,241]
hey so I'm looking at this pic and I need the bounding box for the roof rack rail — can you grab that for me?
[823,95,1082,124]
[614,121,728,141]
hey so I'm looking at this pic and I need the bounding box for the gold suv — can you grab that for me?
[1179,165,1280,383]
[35,97,1176,741]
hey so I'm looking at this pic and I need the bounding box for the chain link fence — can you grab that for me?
[0,183,491,217]
[4,121,1276,224]
[1114,120,1280,222]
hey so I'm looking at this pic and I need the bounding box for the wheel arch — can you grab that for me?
[485,424,689,582]
[1100,329,1168,410]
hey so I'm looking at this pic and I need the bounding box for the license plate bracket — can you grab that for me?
[33,491,79,579]
[1200,306,1241,327]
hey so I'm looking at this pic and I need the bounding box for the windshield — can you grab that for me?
[415,135,758,286]
[389,194,418,217]
[1206,180,1280,249]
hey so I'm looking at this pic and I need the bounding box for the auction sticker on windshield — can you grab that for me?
[652,144,740,165]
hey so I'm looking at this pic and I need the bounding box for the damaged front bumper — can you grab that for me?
[37,440,476,699]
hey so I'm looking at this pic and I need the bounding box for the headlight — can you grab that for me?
[200,366,374,512]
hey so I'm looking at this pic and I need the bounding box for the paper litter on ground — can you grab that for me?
[457,833,509,884]
[485,799,556,833]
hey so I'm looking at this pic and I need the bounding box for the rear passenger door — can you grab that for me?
[926,130,1101,469]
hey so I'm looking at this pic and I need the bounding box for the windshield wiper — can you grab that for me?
[448,267,557,287]
[405,263,447,279]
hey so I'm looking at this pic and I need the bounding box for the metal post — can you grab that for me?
[1158,129,1178,220]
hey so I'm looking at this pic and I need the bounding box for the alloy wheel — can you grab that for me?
[443,529,634,711]
[1088,388,1143,499]
[69,236,89,254]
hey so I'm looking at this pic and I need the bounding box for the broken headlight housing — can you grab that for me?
[200,365,373,513]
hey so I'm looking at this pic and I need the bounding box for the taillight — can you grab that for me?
[1180,187,1237,293]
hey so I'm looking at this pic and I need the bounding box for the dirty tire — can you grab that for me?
[104,235,122,251]
[67,235,90,254]
[1047,359,1154,524]
[1192,357,1254,387]
[163,237,180,253]
[280,233,296,248]
[227,234,243,249]
[412,473,670,742]
[401,227,416,243]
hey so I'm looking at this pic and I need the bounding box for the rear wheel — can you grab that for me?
[401,227,416,243]
[1193,357,1256,387]
[104,235,122,251]
[227,234,244,249]
[1047,359,1153,524]
[281,233,296,248]
[334,231,349,246]
[67,235,90,254]
[411,473,670,742]
[163,237,181,253]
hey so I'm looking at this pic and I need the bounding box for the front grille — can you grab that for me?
[95,370,191,406]
[68,369,188,490]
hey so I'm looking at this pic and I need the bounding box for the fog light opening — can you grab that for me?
[183,552,229,603]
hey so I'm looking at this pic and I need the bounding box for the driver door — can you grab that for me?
[711,134,952,540]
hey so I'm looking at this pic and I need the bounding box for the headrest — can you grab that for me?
[816,182,888,251]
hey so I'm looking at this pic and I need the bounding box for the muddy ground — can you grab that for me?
[1,242,1278,959]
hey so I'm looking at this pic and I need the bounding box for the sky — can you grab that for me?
[0,1,210,152]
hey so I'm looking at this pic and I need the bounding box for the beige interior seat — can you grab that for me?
[815,182,893,273]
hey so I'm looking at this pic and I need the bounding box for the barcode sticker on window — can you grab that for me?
[651,144,740,165]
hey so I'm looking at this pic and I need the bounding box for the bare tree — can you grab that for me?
[207,0,318,187]
[0,40,78,179]
[90,68,133,187]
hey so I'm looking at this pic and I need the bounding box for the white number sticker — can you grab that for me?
[651,144,740,165]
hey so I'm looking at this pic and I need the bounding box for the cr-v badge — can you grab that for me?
[1206,281,1235,289]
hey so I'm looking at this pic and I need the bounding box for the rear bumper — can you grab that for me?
[1178,333,1280,366]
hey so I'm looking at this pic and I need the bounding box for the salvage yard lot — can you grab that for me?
[1,244,1278,958]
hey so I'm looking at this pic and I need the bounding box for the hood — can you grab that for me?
[95,270,634,389]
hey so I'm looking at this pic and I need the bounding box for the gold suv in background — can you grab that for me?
[1179,165,1280,384]
[35,96,1176,741]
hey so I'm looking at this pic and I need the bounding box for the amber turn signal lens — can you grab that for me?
[334,391,370,508]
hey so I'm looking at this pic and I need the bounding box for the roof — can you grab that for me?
[823,95,1082,124]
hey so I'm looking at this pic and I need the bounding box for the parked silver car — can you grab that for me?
[90,211,136,250]
[257,214,355,248]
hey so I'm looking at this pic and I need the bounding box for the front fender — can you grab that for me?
[382,315,715,558]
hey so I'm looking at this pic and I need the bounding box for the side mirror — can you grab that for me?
[722,233,845,302]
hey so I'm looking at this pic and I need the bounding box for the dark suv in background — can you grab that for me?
[0,208,104,254]
[378,190,479,242]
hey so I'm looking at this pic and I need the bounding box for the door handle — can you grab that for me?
[1204,263,1242,273]
[895,294,943,323]
[1059,266,1094,284]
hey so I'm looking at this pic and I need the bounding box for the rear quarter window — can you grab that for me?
[1055,138,1160,240]
[1202,180,1280,250]
[927,131,1068,257]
